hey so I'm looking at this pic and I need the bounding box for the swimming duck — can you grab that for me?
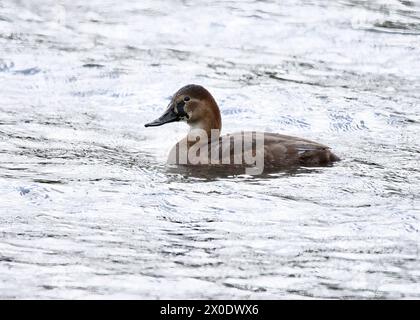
[145,84,339,174]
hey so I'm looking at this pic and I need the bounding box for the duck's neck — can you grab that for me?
[187,107,222,143]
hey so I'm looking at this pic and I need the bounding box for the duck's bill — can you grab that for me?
[144,108,179,127]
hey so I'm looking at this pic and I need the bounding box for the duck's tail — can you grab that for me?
[329,151,341,162]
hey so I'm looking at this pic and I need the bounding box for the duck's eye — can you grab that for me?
[183,96,190,102]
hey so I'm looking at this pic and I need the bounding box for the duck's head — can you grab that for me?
[145,84,221,133]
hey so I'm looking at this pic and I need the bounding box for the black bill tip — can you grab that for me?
[144,114,178,127]
[144,122,160,127]
[144,119,166,127]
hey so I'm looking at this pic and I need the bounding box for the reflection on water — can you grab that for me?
[0,0,419,299]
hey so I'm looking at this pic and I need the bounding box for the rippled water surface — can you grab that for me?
[1,0,419,299]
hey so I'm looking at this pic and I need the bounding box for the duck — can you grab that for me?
[145,84,339,174]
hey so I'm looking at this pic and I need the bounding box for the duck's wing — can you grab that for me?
[253,132,339,166]
[262,132,330,149]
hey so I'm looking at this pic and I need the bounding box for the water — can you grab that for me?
[0,0,419,299]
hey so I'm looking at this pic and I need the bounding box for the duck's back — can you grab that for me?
[220,131,340,168]
[262,132,339,167]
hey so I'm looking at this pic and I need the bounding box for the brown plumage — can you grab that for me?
[145,84,340,172]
